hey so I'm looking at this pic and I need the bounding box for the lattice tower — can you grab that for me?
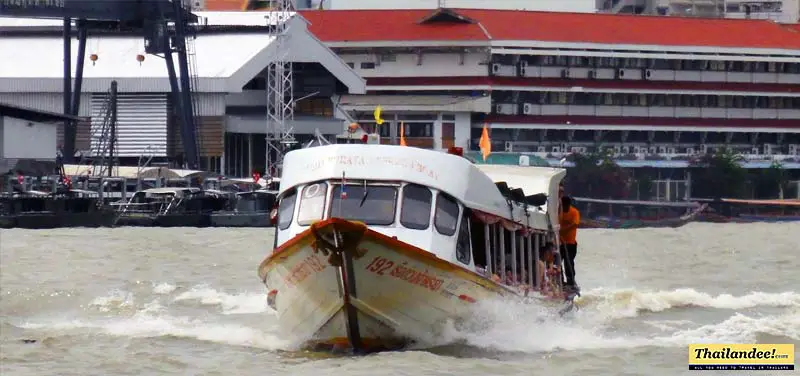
[265,0,296,179]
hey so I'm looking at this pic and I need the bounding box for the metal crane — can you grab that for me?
[0,0,202,169]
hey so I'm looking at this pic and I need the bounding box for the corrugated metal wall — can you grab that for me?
[91,93,168,157]
[169,115,225,158]
[56,119,91,153]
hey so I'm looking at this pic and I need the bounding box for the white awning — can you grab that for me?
[337,94,492,113]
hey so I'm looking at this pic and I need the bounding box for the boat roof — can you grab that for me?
[279,144,566,227]
[573,197,703,208]
[140,187,201,195]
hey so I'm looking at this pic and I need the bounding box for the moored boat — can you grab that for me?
[210,189,277,227]
[574,198,708,229]
[256,144,577,352]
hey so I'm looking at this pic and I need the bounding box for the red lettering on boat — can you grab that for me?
[284,255,327,286]
[365,257,444,292]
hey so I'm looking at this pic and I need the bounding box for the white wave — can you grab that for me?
[86,290,135,313]
[577,288,800,319]
[152,282,177,295]
[172,286,269,315]
[435,292,800,354]
[19,312,293,351]
[656,311,800,345]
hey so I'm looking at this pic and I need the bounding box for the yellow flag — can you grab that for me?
[400,122,407,146]
[374,105,384,125]
[479,124,491,161]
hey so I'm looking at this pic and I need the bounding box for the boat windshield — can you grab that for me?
[330,184,397,225]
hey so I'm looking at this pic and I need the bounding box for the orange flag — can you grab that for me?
[400,122,407,146]
[479,124,491,161]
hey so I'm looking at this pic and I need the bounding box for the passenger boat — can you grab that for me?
[697,198,800,223]
[574,197,708,229]
[210,189,277,227]
[257,144,577,352]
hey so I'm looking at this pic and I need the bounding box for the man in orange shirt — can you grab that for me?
[559,196,580,288]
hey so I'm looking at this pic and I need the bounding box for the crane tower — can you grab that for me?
[265,0,296,179]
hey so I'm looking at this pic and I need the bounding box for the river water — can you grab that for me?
[1,223,798,375]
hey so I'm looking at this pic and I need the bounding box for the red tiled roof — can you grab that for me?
[486,115,799,129]
[365,76,800,94]
[300,9,487,42]
[298,9,800,50]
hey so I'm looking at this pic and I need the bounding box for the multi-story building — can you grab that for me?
[300,8,800,160]
[0,12,365,177]
[299,7,800,199]
[599,0,800,23]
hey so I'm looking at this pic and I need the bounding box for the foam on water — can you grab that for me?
[9,282,800,356]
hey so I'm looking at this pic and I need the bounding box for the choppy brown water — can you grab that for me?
[1,223,798,375]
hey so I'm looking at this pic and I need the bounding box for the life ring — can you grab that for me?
[303,183,323,198]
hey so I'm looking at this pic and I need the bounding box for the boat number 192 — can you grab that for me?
[365,256,394,276]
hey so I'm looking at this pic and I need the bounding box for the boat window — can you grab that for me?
[456,212,471,265]
[434,192,459,236]
[277,189,297,230]
[330,185,397,225]
[297,182,328,226]
[400,184,432,230]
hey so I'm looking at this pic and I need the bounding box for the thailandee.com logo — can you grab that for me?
[689,344,795,371]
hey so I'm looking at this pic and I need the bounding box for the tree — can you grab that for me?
[751,160,789,199]
[689,148,747,199]
[564,150,631,199]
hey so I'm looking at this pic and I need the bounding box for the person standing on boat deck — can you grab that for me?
[559,196,580,288]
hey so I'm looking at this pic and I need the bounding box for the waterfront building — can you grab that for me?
[0,12,365,177]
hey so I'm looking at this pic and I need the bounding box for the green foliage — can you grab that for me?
[689,148,748,199]
[751,160,789,199]
[564,149,631,199]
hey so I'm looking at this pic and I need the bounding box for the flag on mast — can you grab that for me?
[400,122,407,146]
[340,172,348,199]
[479,123,492,161]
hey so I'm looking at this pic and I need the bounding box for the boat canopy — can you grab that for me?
[278,144,566,231]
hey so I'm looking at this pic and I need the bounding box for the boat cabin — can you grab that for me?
[273,145,566,288]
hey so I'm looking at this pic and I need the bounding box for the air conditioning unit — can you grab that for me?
[504,141,513,152]
[658,146,666,154]
[495,103,517,115]
[518,60,528,76]
[522,103,536,115]
[649,146,657,154]
[519,155,530,166]
[751,147,760,155]
[623,146,630,154]
[587,70,597,79]
[365,133,380,144]
[633,146,641,154]
[560,69,570,78]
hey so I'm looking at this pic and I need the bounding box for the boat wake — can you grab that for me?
[5,284,798,356]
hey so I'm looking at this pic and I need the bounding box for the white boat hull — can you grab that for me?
[258,218,568,351]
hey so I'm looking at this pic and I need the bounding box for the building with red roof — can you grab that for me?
[300,8,800,184]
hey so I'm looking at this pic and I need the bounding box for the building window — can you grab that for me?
[455,213,471,265]
[360,62,376,69]
[297,182,328,226]
[400,184,432,230]
[403,122,433,137]
[330,185,397,225]
[277,189,297,230]
[434,192,459,236]
[346,62,354,68]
